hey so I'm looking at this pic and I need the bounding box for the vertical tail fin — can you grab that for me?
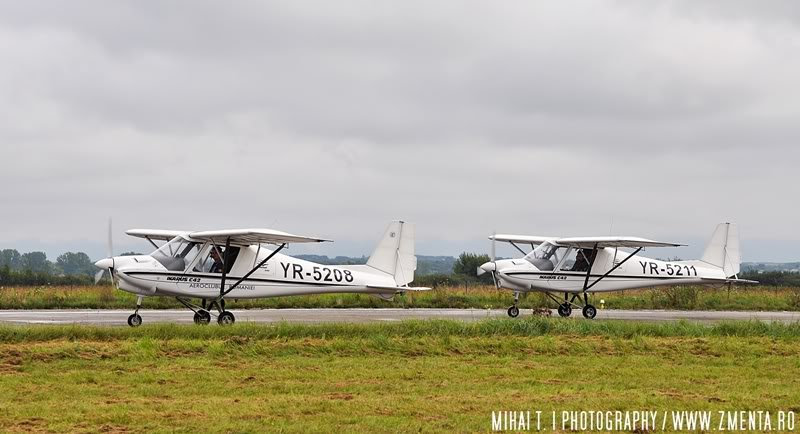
[366,221,417,286]
[700,222,741,277]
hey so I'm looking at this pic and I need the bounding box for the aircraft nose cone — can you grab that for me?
[479,262,496,273]
[94,258,113,270]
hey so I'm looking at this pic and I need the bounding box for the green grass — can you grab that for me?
[1,319,799,432]
[2,284,800,311]
[2,317,800,342]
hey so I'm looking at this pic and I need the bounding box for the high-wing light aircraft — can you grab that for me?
[477,223,754,319]
[94,221,426,326]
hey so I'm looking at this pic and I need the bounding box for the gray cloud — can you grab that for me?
[0,1,798,262]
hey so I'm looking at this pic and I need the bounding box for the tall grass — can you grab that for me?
[1,284,799,311]
[1,317,799,343]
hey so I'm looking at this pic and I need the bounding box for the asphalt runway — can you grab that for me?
[0,308,798,325]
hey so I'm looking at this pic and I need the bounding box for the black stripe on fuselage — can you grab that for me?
[124,271,358,287]
[504,272,694,281]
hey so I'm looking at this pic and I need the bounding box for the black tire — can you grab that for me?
[127,314,142,327]
[582,304,597,319]
[557,303,572,317]
[193,310,211,325]
[218,311,235,326]
[507,306,520,318]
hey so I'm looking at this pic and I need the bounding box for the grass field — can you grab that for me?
[1,284,800,311]
[2,319,800,432]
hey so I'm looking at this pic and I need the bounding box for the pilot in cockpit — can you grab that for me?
[571,249,592,272]
[209,248,225,273]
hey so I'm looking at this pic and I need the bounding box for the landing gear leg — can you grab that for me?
[127,296,143,327]
[582,292,597,319]
[557,293,572,317]
[507,292,520,318]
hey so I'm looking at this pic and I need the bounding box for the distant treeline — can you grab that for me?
[740,271,800,287]
[0,249,98,285]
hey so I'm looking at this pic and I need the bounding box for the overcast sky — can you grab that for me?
[1,1,799,262]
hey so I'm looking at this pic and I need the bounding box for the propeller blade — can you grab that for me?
[107,217,113,258]
[490,230,496,262]
[491,271,498,289]
[94,269,105,285]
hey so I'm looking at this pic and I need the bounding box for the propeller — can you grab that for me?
[477,231,500,288]
[94,218,115,284]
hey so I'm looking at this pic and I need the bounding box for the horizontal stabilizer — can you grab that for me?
[367,285,431,292]
[700,277,758,285]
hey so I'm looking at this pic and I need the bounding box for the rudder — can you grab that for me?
[700,222,741,277]
[366,221,417,286]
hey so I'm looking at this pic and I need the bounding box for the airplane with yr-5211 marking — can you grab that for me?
[478,223,756,319]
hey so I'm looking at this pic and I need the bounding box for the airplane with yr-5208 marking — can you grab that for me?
[93,221,428,327]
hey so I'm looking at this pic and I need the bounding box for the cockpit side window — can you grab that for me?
[524,242,564,271]
[194,245,241,274]
[151,236,201,272]
[558,248,592,272]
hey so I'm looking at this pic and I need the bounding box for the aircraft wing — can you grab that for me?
[490,234,554,244]
[554,236,685,249]
[126,229,189,241]
[188,229,332,245]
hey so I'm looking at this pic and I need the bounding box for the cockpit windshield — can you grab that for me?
[151,236,201,271]
[523,242,565,271]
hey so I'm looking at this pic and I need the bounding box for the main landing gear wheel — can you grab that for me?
[127,314,142,327]
[507,306,520,318]
[582,304,597,319]
[218,311,236,326]
[557,303,572,318]
[193,310,211,325]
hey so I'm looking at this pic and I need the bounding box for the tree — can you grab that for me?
[0,249,21,271]
[452,252,493,284]
[20,251,51,274]
[56,252,95,276]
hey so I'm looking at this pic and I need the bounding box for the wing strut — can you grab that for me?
[581,244,599,292]
[583,246,643,292]
[219,237,232,300]
[509,242,527,256]
[218,243,287,300]
[144,236,159,250]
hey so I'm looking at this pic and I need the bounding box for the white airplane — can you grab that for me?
[478,223,755,319]
[94,221,426,326]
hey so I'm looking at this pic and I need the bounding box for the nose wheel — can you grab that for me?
[127,313,142,327]
[127,296,144,327]
[507,292,521,318]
